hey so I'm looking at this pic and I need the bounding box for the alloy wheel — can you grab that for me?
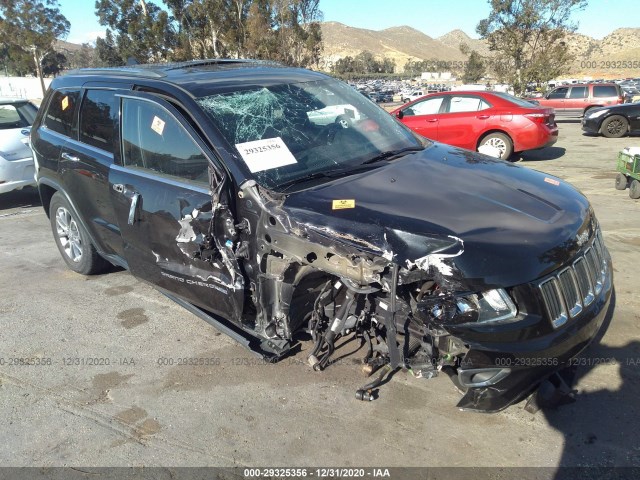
[55,207,83,263]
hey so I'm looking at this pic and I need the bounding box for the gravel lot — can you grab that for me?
[1,120,639,471]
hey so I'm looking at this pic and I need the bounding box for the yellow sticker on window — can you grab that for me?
[332,199,355,210]
[61,96,69,111]
[151,115,165,135]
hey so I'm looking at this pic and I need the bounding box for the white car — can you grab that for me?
[0,97,38,194]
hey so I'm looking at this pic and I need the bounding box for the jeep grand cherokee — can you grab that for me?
[30,60,613,412]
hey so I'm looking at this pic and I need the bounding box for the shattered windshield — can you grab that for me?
[196,78,424,191]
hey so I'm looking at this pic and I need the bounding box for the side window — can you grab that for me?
[447,96,488,113]
[593,85,618,98]
[44,90,80,137]
[547,87,569,99]
[568,87,587,99]
[121,98,209,185]
[406,97,443,116]
[79,89,118,152]
[0,104,24,129]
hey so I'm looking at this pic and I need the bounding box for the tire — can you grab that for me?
[49,192,108,275]
[630,179,640,199]
[615,173,629,190]
[335,115,351,129]
[478,132,513,160]
[601,115,629,138]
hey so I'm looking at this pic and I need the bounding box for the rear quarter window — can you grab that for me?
[44,90,79,137]
[593,85,619,98]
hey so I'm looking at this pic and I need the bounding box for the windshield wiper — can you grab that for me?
[361,146,424,165]
[276,164,381,192]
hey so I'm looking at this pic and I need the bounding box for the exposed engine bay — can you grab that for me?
[194,178,513,409]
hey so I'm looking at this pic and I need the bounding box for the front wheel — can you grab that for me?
[615,173,629,190]
[630,179,640,199]
[478,132,513,160]
[335,115,351,129]
[50,192,108,275]
[601,115,629,138]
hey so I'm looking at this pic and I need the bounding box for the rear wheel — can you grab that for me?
[601,115,629,138]
[478,132,513,160]
[615,173,629,190]
[50,192,108,275]
[630,179,640,199]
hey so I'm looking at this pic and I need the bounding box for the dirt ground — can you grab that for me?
[1,120,639,472]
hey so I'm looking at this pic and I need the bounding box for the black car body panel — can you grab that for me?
[31,60,614,412]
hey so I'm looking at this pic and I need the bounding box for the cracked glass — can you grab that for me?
[196,79,423,190]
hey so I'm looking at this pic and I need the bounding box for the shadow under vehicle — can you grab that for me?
[30,60,613,412]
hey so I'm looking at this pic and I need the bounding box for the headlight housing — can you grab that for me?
[429,288,518,326]
[587,109,609,119]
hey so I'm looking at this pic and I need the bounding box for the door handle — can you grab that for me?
[426,119,438,123]
[477,114,490,119]
[128,192,140,225]
[61,152,80,162]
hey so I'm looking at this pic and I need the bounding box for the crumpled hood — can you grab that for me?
[283,143,594,289]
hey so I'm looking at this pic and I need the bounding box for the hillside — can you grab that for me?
[320,22,465,72]
[320,22,640,77]
[436,29,491,57]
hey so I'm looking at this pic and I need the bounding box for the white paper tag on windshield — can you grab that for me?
[235,137,297,173]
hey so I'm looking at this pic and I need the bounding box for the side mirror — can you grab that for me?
[396,110,404,120]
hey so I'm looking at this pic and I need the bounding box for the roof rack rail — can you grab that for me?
[162,59,257,71]
[64,59,285,78]
[64,67,166,78]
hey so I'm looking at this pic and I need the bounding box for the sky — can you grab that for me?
[59,0,640,45]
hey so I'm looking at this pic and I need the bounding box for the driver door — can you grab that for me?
[109,92,244,322]
[397,96,444,140]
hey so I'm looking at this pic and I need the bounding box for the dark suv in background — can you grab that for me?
[533,83,624,117]
[30,60,613,412]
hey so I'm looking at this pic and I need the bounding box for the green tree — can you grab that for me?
[95,30,122,66]
[462,50,485,83]
[65,43,99,69]
[41,51,68,75]
[477,0,587,95]
[245,0,274,59]
[269,0,323,67]
[0,0,70,95]
[95,0,177,64]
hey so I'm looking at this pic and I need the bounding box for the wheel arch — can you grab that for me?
[38,182,57,219]
[583,105,604,116]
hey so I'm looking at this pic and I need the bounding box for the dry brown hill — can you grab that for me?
[320,21,465,72]
[436,29,491,57]
[321,22,640,77]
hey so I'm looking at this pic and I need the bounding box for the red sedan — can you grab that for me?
[390,91,558,160]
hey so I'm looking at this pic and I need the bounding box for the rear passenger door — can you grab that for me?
[436,95,492,151]
[109,93,244,322]
[59,88,124,258]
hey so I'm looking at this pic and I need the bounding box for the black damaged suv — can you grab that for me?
[31,60,613,412]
